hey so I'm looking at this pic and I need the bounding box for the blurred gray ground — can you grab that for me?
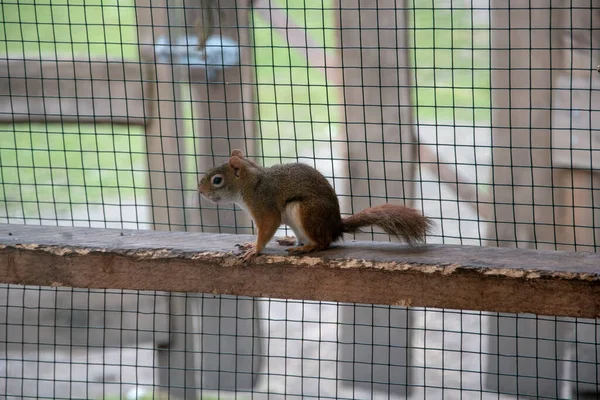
[0,288,166,399]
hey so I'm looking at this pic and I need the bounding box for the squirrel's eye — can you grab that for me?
[211,175,224,187]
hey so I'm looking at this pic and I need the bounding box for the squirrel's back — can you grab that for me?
[259,163,344,241]
[261,163,340,205]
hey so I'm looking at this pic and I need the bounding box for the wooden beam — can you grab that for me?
[169,1,263,394]
[0,57,149,125]
[332,3,418,394]
[484,0,580,398]
[333,0,418,238]
[136,0,187,231]
[188,0,258,235]
[135,1,191,398]
[0,224,599,319]
[488,1,564,249]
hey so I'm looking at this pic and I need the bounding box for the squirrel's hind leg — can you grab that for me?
[281,202,309,246]
[282,200,338,255]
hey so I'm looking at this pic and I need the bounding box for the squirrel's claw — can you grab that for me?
[234,242,258,262]
[239,246,259,262]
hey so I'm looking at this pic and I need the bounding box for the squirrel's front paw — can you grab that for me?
[240,246,259,262]
[234,243,259,262]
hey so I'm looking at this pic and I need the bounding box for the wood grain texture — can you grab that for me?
[0,57,148,125]
[0,224,599,318]
[135,0,189,233]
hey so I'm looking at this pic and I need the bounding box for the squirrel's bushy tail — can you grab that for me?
[341,204,432,245]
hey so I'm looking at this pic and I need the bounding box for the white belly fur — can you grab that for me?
[281,202,311,246]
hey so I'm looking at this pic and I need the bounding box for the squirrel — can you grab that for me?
[198,150,433,261]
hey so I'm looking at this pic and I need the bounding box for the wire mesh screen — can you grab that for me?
[1,290,599,399]
[1,0,599,399]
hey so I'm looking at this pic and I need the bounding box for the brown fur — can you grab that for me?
[341,203,433,245]
[241,211,281,261]
[198,150,432,260]
[294,198,343,248]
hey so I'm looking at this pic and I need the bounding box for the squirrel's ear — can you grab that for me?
[228,156,244,176]
[230,149,244,159]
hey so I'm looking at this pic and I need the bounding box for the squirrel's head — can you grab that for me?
[198,149,253,204]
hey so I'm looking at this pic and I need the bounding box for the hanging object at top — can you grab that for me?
[154,34,240,82]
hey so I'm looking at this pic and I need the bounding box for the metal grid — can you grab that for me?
[0,0,599,398]
[1,290,598,399]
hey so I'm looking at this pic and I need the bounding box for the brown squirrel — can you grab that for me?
[198,150,433,261]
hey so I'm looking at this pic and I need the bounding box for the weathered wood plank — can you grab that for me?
[0,224,599,319]
[0,57,148,125]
